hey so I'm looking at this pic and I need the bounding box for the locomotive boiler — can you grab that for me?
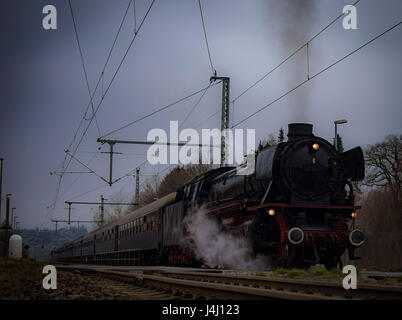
[53,123,365,269]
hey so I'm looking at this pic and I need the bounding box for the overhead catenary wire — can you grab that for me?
[76,150,146,156]
[68,0,101,137]
[233,21,402,128]
[65,150,109,184]
[194,109,220,129]
[197,0,215,74]
[67,183,109,202]
[230,0,362,105]
[60,151,100,198]
[179,82,212,129]
[49,0,380,228]
[50,0,134,218]
[65,0,156,171]
[50,0,155,219]
[99,81,221,138]
[133,0,137,33]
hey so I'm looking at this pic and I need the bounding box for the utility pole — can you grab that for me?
[66,202,72,225]
[0,158,3,223]
[96,138,216,186]
[210,76,230,166]
[100,195,105,226]
[64,199,134,227]
[4,194,11,267]
[11,207,16,229]
[107,141,116,186]
[52,219,101,233]
[134,167,140,209]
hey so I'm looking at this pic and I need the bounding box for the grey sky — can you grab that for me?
[0,0,401,230]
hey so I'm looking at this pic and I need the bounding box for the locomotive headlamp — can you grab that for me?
[268,209,276,216]
[312,143,319,150]
[351,212,357,218]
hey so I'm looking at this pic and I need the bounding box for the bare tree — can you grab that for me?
[157,164,211,198]
[138,175,160,207]
[257,133,277,151]
[138,164,212,207]
[92,191,129,227]
[364,135,402,204]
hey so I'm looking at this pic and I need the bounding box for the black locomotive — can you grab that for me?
[53,123,365,269]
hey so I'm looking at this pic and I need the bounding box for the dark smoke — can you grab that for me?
[266,0,317,120]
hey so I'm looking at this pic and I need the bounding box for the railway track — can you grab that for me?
[64,266,402,300]
[73,270,181,300]
[155,270,402,300]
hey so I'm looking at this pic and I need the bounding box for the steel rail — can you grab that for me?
[158,271,402,300]
[92,270,340,300]
[56,265,402,300]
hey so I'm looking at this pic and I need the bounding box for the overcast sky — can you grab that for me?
[0,0,401,230]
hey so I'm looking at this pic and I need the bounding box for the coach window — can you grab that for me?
[191,183,199,202]
[185,185,191,199]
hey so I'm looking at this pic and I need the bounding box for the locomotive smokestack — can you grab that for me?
[287,123,313,141]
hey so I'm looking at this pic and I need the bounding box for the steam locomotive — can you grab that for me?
[53,123,365,269]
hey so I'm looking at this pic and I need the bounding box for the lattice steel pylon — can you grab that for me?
[134,167,140,209]
[210,76,230,166]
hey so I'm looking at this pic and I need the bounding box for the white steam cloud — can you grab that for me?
[184,208,271,270]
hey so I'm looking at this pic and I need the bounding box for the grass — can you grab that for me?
[362,266,402,273]
[150,272,168,277]
[269,265,344,281]
[266,264,402,286]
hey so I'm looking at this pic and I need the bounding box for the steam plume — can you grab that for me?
[184,208,270,270]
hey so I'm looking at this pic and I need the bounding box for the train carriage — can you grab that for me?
[53,123,365,269]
